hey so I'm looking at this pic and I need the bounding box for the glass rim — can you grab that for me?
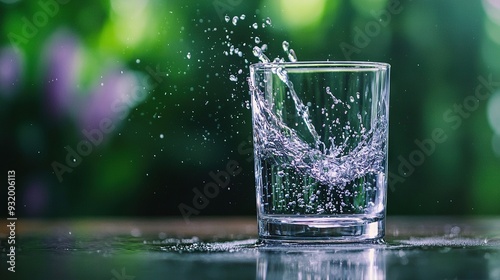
[250,61,390,72]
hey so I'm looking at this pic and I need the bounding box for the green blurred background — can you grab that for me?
[1,0,499,219]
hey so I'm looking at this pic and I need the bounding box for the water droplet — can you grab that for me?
[186,52,191,59]
[238,69,243,74]
[253,46,270,63]
[136,59,141,64]
[252,23,258,29]
[261,44,268,52]
[232,16,238,26]
[224,15,230,22]
[288,49,297,62]
[277,170,285,177]
[282,41,289,52]
[160,134,164,139]
[254,36,261,44]
[350,96,355,103]
[265,17,272,25]
[240,14,246,20]
[253,46,262,57]
[229,75,237,82]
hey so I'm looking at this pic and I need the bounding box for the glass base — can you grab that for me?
[258,215,384,244]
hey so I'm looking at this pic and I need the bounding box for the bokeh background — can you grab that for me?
[1,0,499,219]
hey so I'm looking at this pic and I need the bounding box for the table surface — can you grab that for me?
[1,216,500,280]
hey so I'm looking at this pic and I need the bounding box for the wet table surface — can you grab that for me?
[1,216,500,280]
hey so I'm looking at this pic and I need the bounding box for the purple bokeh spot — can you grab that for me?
[79,68,141,135]
[0,46,23,97]
[42,30,82,119]
[487,0,500,9]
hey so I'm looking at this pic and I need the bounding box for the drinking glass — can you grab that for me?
[249,61,390,243]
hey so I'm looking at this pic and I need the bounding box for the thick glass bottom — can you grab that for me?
[258,214,385,244]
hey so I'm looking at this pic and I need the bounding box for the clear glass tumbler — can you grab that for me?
[249,61,390,243]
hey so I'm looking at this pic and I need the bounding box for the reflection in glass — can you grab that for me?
[256,246,385,280]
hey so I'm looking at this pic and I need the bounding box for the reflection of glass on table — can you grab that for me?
[257,246,385,279]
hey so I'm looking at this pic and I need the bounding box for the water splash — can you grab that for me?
[248,37,386,187]
[282,41,297,62]
[253,46,270,63]
[251,84,386,186]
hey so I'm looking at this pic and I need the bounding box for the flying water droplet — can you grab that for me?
[252,23,258,29]
[282,41,290,52]
[232,16,238,26]
[229,75,238,82]
[186,52,191,59]
[240,14,246,20]
[288,49,297,62]
[281,41,297,62]
[253,46,270,63]
[224,15,230,22]
[265,17,272,25]
[255,37,261,44]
